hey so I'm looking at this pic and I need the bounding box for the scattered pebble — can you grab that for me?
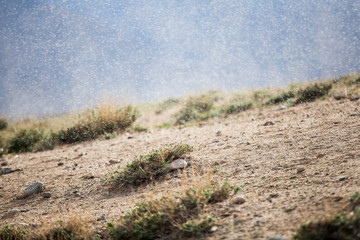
[1,161,8,166]
[168,159,187,171]
[0,167,22,176]
[350,96,360,101]
[266,236,289,240]
[297,167,305,173]
[270,193,279,198]
[334,95,346,100]
[109,159,121,165]
[17,181,44,199]
[97,214,106,221]
[334,196,343,202]
[210,226,218,232]
[216,130,222,136]
[339,176,346,181]
[263,121,275,126]
[2,209,21,219]
[231,196,245,205]
[82,174,95,179]
[57,162,64,166]
[284,206,297,212]
[278,105,286,110]
[42,192,52,198]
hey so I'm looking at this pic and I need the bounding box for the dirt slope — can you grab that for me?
[1,98,360,239]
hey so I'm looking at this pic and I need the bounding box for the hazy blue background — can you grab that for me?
[1,0,359,119]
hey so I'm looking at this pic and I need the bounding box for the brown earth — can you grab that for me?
[1,97,360,239]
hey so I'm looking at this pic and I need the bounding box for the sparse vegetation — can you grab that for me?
[293,191,360,240]
[156,98,180,114]
[0,117,8,131]
[174,94,218,125]
[0,215,95,240]
[107,143,193,186]
[34,216,93,240]
[293,207,360,240]
[57,106,137,144]
[221,102,252,115]
[133,124,147,132]
[294,83,332,104]
[7,128,43,153]
[0,105,137,154]
[107,181,238,240]
[264,91,295,105]
[350,192,360,209]
[0,225,27,240]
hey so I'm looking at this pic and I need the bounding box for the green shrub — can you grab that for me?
[293,207,360,240]
[157,98,180,112]
[180,217,214,237]
[174,94,218,125]
[265,91,295,105]
[295,83,332,104]
[350,192,360,209]
[57,106,137,144]
[7,128,43,153]
[133,124,147,132]
[221,102,252,115]
[174,107,196,125]
[205,180,237,203]
[107,181,236,240]
[0,117,7,131]
[108,143,193,186]
[0,225,27,240]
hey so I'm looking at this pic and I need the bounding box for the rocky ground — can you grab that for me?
[1,97,360,239]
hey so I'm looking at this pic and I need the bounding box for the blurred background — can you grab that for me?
[1,0,359,119]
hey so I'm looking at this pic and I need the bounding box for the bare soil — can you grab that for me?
[1,98,360,239]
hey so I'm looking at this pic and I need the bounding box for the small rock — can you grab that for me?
[350,96,360,101]
[216,131,221,136]
[9,222,30,228]
[2,209,21,219]
[231,196,245,205]
[334,95,346,100]
[210,226,218,232]
[297,167,305,173]
[339,176,346,181]
[266,236,289,240]
[270,193,279,198]
[1,161,8,166]
[78,153,84,157]
[278,105,286,110]
[334,196,343,202]
[82,174,95,179]
[57,162,64,166]
[109,159,121,165]
[0,167,22,176]
[350,113,360,117]
[284,206,297,212]
[168,159,187,171]
[42,192,52,198]
[263,121,275,126]
[97,214,106,221]
[17,181,44,199]
[316,153,326,158]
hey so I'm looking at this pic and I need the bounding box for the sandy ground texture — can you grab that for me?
[1,97,360,240]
